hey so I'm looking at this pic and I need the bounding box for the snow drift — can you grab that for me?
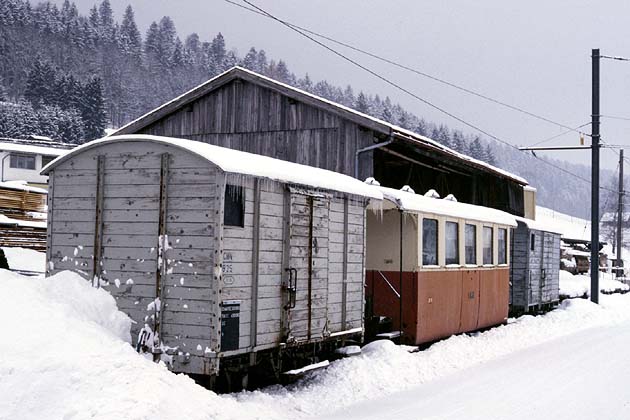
[3,270,630,420]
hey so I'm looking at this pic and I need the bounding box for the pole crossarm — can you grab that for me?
[518,146,592,151]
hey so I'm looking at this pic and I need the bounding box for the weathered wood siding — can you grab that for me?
[47,141,221,374]
[138,79,376,180]
[510,221,560,310]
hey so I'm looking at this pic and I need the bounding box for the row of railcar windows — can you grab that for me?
[422,218,508,267]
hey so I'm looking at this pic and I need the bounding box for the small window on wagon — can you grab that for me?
[465,224,477,265]
[422,218,438,266]
[483,226,493,265]
[224,185,244,227]
[498,228,507,264]
[445,221,459,265]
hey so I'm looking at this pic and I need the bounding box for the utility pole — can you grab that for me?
[616,149,624,277]
[591,48,601,303]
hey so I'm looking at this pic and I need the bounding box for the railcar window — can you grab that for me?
[465,224,477,264]
[483,226,493,264]
[422,218,438,265]
[498,228,507,264]
[224,185,245,227]
[445,221,459,264]
[530,233,536,251]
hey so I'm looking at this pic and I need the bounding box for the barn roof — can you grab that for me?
[110,66,527,186]
[371,185,517,227]
[0,137,73,156]
[42,135,383,200]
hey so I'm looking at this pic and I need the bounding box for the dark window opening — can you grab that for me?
[483,226,493,265]
[530,233,536,251]
[10,154,36,170]
[422,218,438,265]
[498,228,507,264]
[465,224,477,265]
[445,221,459,265]
[41,155,56,167]
[224,185,244,227]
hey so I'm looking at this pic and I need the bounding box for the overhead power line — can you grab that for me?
[225,0,588,135]
[236,0,617,193]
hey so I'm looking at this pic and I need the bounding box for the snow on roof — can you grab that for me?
[111,66,527,185]
[372,185,517,227]
[514,216,563,234]
[0,180,47,194]
[0,141,71,157]
[42,135,383,200]
[536,206,591,241]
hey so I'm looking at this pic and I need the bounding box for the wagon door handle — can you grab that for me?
[284,268,298,309]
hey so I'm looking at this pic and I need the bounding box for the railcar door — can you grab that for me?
[283,190,330,343]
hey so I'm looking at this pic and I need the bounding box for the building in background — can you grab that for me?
[0,136,73,189]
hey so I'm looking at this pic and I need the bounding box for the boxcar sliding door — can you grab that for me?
[283,189,330,343]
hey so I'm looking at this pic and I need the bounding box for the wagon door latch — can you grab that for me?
[284,268,298,309]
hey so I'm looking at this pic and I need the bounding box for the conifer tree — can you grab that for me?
[120,5,141,55]
[355,92,370,114]
[81,77,107,140]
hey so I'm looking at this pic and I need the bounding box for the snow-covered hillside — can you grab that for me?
[2,270,630,420]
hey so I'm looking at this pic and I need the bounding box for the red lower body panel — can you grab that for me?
[366,268,509,345]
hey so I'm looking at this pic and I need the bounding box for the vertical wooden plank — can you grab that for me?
[91,155,105,286]
[249,178,261,349]
[341,197,349,329]
[156,153,170,340]
[45,171,55,277]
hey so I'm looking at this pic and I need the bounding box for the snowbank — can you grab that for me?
[559,269,629,298]
[1,247,45,272]
[3,269,630,420]
[0,270,255,420]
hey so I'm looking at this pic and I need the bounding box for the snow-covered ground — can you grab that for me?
[3,270,630,420]
[1,247,45,273]
[559,269,629,298]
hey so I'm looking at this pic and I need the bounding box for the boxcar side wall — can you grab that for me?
[47,141,221,375]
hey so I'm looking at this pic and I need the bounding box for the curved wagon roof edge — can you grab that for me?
[41,134,384,200]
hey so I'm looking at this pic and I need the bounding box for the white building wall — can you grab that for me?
[0,151,51,187]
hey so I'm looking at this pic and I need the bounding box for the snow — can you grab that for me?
[536,205,590,241]
[514,215,563,234]
[559,269,629,298]
[42,135,383,201]
[111,66,527,186]
[4,267,630,419]
[1,247,45,272]
[373,185,517,226]
[0,141,70,157]
[0,213,47,229]
[0,180,47,194]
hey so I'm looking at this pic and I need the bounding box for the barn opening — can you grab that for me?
[224,184,244,227]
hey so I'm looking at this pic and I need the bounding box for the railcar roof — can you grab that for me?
[41,135,383,200]
[372,185,517,227]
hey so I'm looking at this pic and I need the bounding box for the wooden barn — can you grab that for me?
[364,183,517,345]
[42,134,381,381]
[509,218,562,314]
[111,66,529,217]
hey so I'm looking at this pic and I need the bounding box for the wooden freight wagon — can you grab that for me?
[42,134,381,384]
[364,184,517,345]
[509,218,561,314]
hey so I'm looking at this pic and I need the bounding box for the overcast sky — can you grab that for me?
[60,0,630,169]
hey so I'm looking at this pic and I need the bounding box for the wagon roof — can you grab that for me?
[373,185,517,226]
[514,216,563,235]
[109,66,527,186]
[41,134,383,200]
